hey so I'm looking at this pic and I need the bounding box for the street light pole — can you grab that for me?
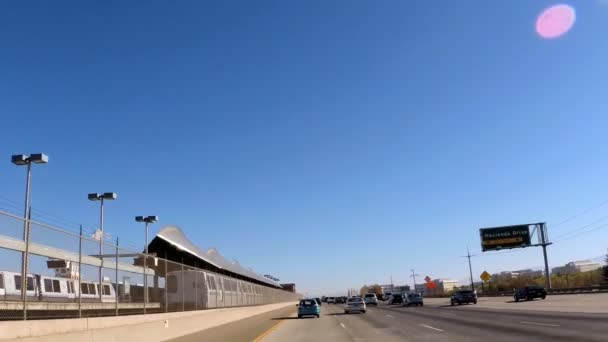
[23,162,31,223]
[88,192,117,302]
[12,153,48,321]
[136,216,158,314]
[99,196,104,301]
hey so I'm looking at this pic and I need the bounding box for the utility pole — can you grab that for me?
[539,223,552,289]
[466,246,475,291]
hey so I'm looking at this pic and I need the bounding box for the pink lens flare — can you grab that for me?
[536,4,576,39]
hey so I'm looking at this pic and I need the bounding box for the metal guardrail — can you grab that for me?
[547,285,608,295]
[421,286,608,298]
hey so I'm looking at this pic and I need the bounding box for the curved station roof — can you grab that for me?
[147,225,280,288]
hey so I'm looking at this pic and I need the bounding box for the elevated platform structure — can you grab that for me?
[146,225,281,288]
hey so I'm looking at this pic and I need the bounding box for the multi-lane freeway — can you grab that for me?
[262,295,608,342]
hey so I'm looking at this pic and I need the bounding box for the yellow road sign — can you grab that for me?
[480,271,491,283]
[481,237,524,246]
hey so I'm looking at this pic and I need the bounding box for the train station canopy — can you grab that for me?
[147,225,280,288]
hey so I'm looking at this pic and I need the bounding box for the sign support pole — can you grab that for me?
[539,223,551,289]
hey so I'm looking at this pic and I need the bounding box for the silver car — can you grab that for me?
[344,296,367,314]
[403,293,424,307]
[364,293,378,306]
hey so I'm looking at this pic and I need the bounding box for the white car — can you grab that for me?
[327,297,336,304]
[344,297,366,314]
[363,293,378,306]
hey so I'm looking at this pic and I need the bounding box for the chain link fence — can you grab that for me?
[0,210,298,321]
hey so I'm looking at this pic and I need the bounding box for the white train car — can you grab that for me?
[39,275,76,301]
[166,269,297,310]
[78,280,116,303]
[0,271,116,303]
[0,271,37,301]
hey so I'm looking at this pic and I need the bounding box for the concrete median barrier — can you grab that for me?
[0,302,298,342]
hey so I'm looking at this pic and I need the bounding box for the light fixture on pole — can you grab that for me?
[88,192,117,302]
[11,153,48,320]
[410,269,420,293]
[135,215,158,314]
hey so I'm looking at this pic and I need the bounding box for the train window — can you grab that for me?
[103,285,111,295]
[27,277,34,291]
[96,284,100,295]
[89,283,96,295]
[0,274,3,289]
[66,282,72,294]
[167,275,177,293]
[81,283,89,294]
[53,280,61,293]
[208,276,216,290]
[44,279,53,292]
[14,275,21,290]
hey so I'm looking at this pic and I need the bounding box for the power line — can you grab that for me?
[554,223,608,243]
[551,198,608,231]
[0,194,142,251]
[552,215,608,240]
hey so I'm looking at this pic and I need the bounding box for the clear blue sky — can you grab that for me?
[1,1,608,296]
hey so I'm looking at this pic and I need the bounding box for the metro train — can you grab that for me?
[0,269,298,309]
[166,269,298,309]
[0,271,117,302]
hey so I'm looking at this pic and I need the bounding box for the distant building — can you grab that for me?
[395,285,410,293]
[436,279,459,293]
[514,269,544,278]
[494,271,518,278]
[415,279,459,296]
[280,283,296,293]
[380,284,410,295]
[492,269,543,279]
[380,284,395,294]
[552,260,602,275]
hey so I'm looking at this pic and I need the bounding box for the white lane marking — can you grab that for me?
[419,324,444,332]
[385,314,394,318]
[520,321,560,327]
[340,322,346,329]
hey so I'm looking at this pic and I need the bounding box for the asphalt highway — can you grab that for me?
[261,301,608,342]
[168,304,297,342]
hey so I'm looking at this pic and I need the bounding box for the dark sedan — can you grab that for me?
[514,286,547,302]
[451,290,477,305]
[388,293,404,305]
